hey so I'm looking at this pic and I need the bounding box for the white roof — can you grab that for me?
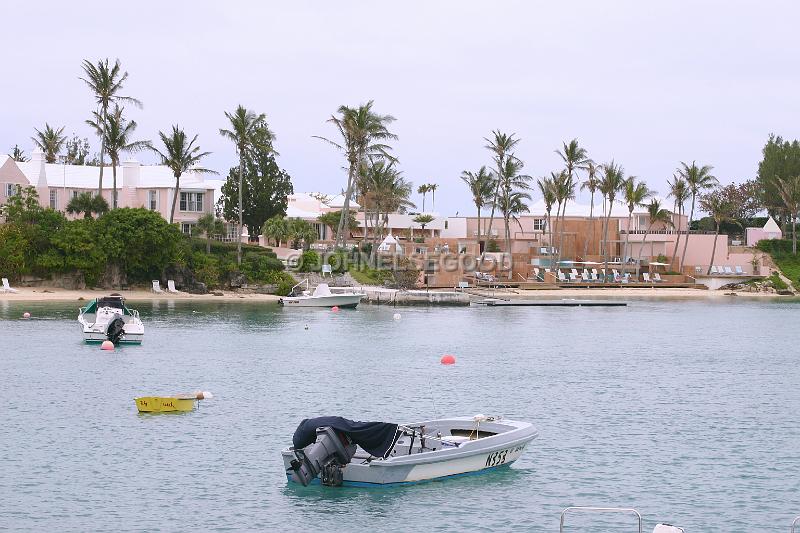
[763,216,781,232]
[286,205,322,219]
[526,197,668,218]
[12,159,214,190]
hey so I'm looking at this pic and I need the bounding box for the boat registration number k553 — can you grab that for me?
[485,445,524,467]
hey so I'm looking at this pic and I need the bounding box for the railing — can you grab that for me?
[559,506,642,533]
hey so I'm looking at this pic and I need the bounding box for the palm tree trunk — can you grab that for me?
[477,207,482,252]
[584,192,594,259]
[637,224,653,280]
[237,156,244,265]
[206,235,211,254]
[111,163,117,209]
[793,215,797,255]
[336,160,356,250]
[97,106,107,196]
[602,204,612,282]
[670,203,681,271]
[707,224,720,275]
[679,196,696,273]
[169,174,180,224]
[422,193,426,212]
[623,212,632,280]
[557,200,569,270]
[485,159,504,253]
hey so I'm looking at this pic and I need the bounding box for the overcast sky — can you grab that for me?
[3,1,798,215]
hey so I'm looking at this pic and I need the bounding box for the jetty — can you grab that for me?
[474,299,627,307]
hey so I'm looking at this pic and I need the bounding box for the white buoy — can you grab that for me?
[304,324,309,330]
[23,312,31,319]
[393,313,401,320]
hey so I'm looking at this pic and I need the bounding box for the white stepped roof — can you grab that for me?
[12,161,213,189]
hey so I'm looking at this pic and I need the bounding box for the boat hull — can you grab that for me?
[83,331,144,344]
[280,294,364,308]
[282,417,537,486]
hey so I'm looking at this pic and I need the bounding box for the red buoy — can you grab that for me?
[331,306,340,312]
[101,340,115,351]
[440,354,456,365]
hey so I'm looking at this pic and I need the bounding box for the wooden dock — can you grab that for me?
[475,299,628,307]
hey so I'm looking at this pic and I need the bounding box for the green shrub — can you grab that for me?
[298,250,321,272]
[348,266,394,286]
[326,251,349,274]
[486,239,500,252]
[190,252,222,289]
[769,272,789,291]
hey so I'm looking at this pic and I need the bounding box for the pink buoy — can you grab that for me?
[440,354,456,365]
[101,340,115,351]
[23,312,31,319]
[331,306,340,312]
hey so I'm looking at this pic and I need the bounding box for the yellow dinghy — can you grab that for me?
[135,391,213,413]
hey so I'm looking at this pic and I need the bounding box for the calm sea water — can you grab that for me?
[1,296,799,532]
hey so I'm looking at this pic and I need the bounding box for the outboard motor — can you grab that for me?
[106,317,126,345]
[288,426,356,487]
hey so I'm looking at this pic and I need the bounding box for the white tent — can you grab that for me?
[378,233,400,252]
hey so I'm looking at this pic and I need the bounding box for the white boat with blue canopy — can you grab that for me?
[282,415,537,487]
[77,294,144,344]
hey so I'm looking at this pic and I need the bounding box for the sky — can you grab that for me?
[2,1,799,215]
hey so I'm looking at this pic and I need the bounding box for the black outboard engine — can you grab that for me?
[288,426,356,487]
[106,317,126,345]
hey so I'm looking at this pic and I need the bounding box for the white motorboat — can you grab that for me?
[280,281,364,308]
[282,415,537,487]
[77,294,144,344]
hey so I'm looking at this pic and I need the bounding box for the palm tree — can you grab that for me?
[193,213,225,253]
[413,214,435,240]
[80,58,142,196]
[31,124,67,163]
[148,126,215,224]
[537,176,557,255]
[774,175,800,254]
[360,160,414,256]
[499,190,531,253]
[66,191,109,219]
[263,215,289,247]
[677,161,717,272]
[484,131,520,250]
[699,193,739,273]
[621,177,653,275]
[9,145,28,162]
[429,183,439,211]
[598,161,626,281]
[86,106,148,208]
[555,139,591,262]
[417,184,430,212]
[315,101,397,250]
[636,199,674,278]
[580,162,601,258]
[666,174,689,271]
[498,158,532,256]
[550,169,575,270]
[219,105,272,265]
[461,167,495,248]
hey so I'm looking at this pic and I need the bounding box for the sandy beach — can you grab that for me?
[0,287,283,303]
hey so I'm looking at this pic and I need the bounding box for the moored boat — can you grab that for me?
[282,415,537,487]
[280,281,364,308]
[78,294,144,344]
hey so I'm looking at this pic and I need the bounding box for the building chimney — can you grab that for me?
[30,148,47,187]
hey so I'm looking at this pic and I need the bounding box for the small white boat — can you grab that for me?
[282,415,537,487]
[77,294,144,344]
[280,281,364,309]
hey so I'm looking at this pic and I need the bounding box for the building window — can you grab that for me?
[72,190,80,199]
[181,223,195,235]
[444,220,449,229]
[226,223,239,241]
[148,190,157,210]
[180,192,204,212]
[534,218,546,231]
[4,183,18,197]
[49,190,58,209]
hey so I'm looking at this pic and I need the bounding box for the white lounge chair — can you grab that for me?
[167,280,179,293]
[581,271,590,282]
[709,266,719,274]
[589,271,599,282]
[558,271,569,283]
[653,272,663,282]
[571,268,580,278]
[642,273,651,283]
[152,280,163,293]
[735,265,744,274]
[723,266,734,275]
[716,265,725,274]
[2,278,19,293]
[569,271,578,282]
[321,264,332,277]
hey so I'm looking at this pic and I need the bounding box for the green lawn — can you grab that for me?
[348,266,393,286]
[757,239,800,284]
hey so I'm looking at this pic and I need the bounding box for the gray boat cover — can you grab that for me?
[292,416,399,458]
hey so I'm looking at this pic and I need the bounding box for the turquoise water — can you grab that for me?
[1,297,799,532]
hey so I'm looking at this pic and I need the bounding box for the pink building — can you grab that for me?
[0,150,217,235]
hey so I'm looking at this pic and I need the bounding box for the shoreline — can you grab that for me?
[0,287,282,303]
[0,285,790,303]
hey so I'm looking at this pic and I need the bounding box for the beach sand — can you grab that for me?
[0,287,282,303]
